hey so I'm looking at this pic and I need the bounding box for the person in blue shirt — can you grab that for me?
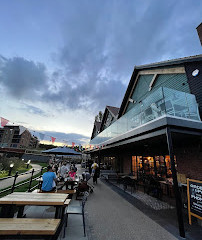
[42,166,57,192]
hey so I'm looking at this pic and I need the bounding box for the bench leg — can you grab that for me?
[17,206,25,218]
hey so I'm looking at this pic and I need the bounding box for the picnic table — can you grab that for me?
[0,192,69,219]
[63,177,80,190]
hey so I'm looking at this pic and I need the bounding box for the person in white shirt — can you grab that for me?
[60,162,69,180]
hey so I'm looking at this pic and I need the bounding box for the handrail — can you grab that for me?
[0,167,47,195]
[0,168,41,181]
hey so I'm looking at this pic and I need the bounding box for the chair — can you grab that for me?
[123,177,134,194]
[63,191,89,237]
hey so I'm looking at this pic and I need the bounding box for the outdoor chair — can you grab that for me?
[63,191,89,238]
[123,177,134,194]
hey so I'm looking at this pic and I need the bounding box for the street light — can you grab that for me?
[27,160,31,169]
[8,163,14,176]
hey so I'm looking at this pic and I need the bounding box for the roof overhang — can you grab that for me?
[86,116,202,153]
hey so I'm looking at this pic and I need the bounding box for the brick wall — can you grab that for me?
[122,154,131,174]
[175,145,202,180]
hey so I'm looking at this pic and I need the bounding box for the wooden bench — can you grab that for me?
[0,218,61,239]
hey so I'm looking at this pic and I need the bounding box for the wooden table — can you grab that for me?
[64,177,80,190]
[0,192,68,219]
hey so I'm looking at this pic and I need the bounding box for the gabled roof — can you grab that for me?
[90,120,101,140]
[106,106,119,117]
[100,106,119,132]
[118,54,202,118]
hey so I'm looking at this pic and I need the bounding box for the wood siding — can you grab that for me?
[185,61,202,118]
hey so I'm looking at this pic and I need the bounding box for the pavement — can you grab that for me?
[0,163,42,190]
[84,177,177,240]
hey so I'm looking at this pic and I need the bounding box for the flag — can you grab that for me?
[51,137,56,144]
[72,142,75,148]
[39,133,45,140]
[1,117,9,127]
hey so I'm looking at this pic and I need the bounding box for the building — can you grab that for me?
[197,23,202,46]
[87,54,202,237]
[88,54,202,181]
[90,120,102,140]
[0,126,39,149]
[91,105,119,140]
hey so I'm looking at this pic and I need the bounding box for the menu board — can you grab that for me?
[187,179,202,225]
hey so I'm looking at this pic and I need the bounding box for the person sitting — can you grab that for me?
[41,166,57,192]
[68,167,76,180]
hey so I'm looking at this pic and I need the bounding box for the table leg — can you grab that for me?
[55,206,62,219]
[17,206,25,218]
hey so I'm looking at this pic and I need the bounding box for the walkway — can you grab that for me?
[85,177,177,240]
[0,163,42,190]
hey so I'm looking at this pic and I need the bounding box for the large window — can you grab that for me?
[132,155,176,179]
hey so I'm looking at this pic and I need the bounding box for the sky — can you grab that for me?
[0,0,202,145]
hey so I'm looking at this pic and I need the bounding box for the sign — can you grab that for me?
[187,178,202,224]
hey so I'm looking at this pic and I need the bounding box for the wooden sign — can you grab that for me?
[187,178,202,225]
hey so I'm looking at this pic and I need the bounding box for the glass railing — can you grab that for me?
[89,87,201,147]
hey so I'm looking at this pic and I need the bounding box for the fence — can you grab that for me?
[0,167,47,196]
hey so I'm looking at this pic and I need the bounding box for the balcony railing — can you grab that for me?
[90,87,201,146]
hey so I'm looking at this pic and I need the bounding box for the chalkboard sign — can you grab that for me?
[187,179,202,225]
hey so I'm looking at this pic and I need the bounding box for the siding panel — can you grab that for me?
[185,61,202,117]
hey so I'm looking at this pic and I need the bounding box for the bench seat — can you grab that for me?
[0,218,61,235]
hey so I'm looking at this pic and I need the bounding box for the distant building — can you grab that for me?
[0,126,39,149]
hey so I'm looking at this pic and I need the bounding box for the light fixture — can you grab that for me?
[8,163,14,176]
[192,69,199,77]
[129,98,136,104]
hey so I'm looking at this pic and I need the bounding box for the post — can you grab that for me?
[8,163,14,176]
[166,127,185,238]
[11,171,18,193]
[38,167,44,190]
[28,169,35,192]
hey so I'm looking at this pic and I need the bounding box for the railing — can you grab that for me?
[90,87,201,146]
[0,167,46,195]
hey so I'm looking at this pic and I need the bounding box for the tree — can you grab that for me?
[95,111,103,122]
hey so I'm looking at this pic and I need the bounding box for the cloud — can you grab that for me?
[19,103,50,117]
[33,130,90,145]
[1,0,202,116]
[0,56,47,100]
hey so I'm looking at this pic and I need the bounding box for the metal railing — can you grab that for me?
[0,167,47,195]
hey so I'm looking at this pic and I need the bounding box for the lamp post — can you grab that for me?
[8,163,14,176]
[27,160,31,169]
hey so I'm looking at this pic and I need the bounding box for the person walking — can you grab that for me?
[91,162,99,184]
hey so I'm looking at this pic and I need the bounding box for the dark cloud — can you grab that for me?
[0,56,47,100]
[44,0,202,113]
[1,1,202,115]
